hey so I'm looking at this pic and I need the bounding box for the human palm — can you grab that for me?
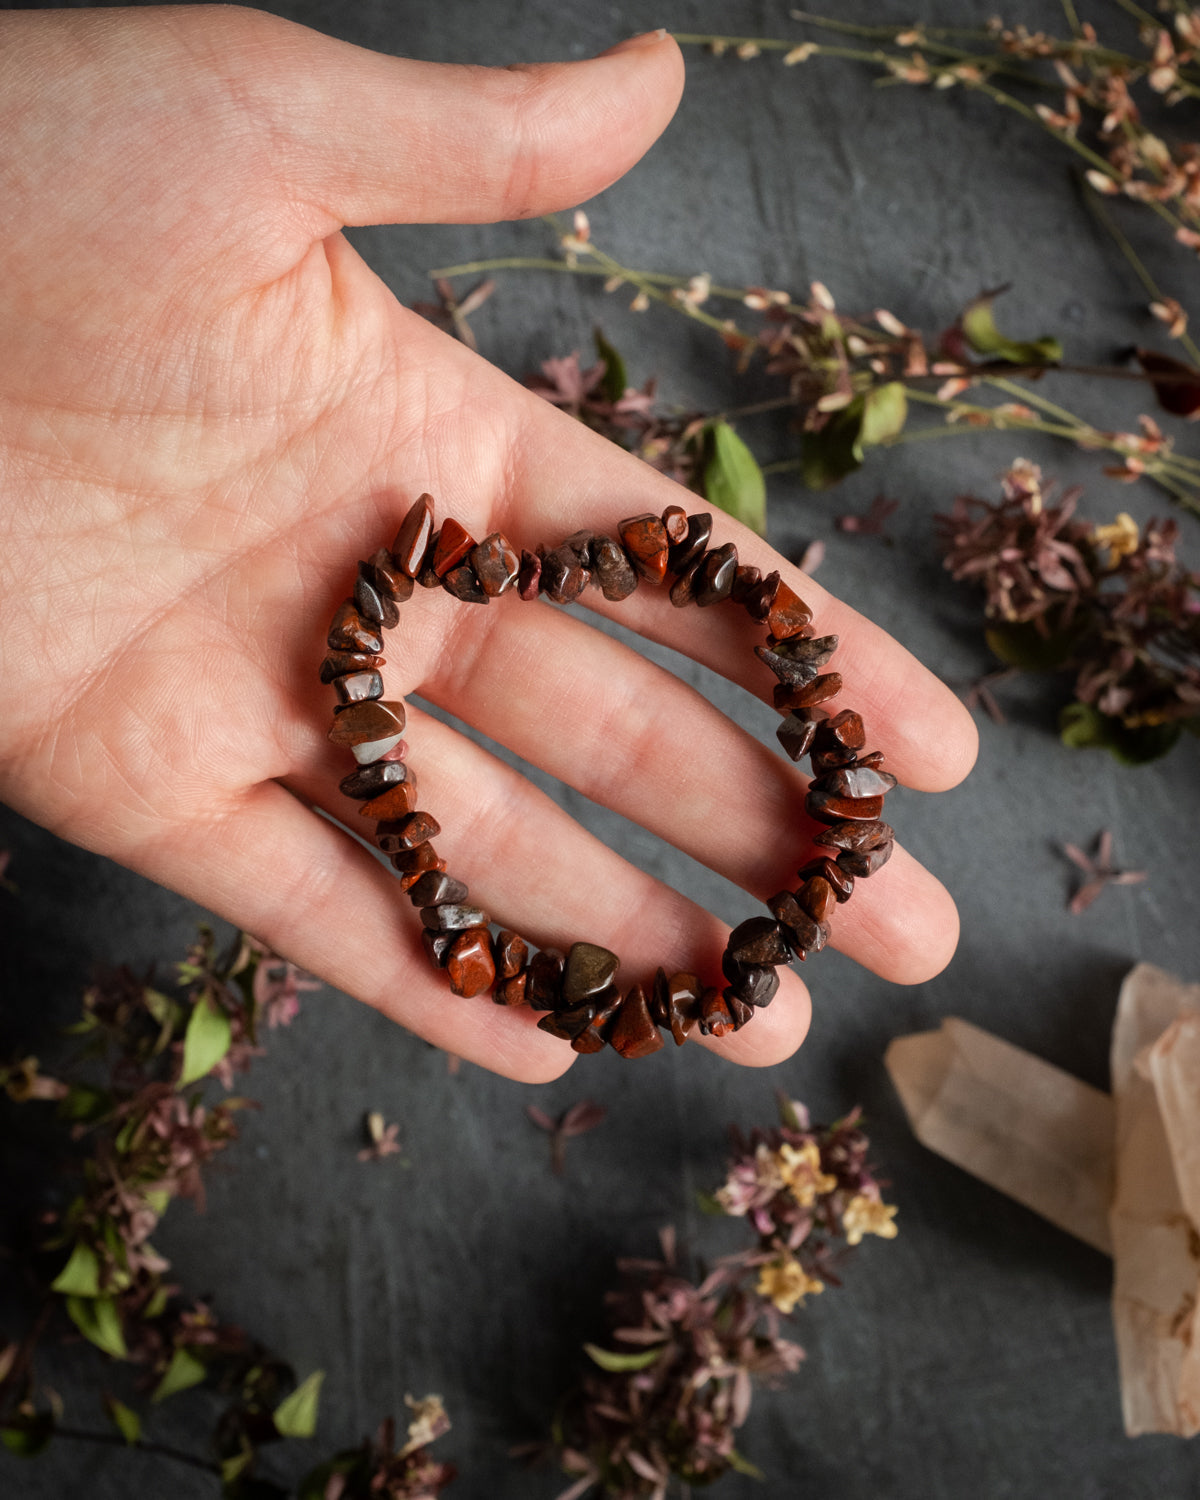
[0,8,976,1081]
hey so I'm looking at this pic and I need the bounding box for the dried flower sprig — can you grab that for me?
[0,928,455,1497]
[1062,829,1148,914]
[547,1095,895,1498]
[937,459,1200,762]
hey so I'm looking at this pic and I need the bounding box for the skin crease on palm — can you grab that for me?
[0,7,978,1084]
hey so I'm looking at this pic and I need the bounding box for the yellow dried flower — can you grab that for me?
[756,1254,824,1314]
[1092,512,1139,565]
[777,1140,837,1207]
[843,1194,899,1245]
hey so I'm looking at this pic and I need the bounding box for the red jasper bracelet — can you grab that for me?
[322,494,895,1059]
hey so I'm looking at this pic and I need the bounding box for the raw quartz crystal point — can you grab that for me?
[885,962,1200,1438]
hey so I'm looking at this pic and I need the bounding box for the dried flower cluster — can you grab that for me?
[551,1097,895,1499]
[937,460,1200,762]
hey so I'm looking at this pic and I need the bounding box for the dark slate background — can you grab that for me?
[3,1,1199,1496]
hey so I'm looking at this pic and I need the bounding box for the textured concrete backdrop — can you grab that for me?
[3,2,1199,1497]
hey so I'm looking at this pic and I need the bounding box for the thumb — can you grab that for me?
[208,12,686,228]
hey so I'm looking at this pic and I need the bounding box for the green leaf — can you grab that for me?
[801,398,866,489]
[66,1294,127,1359]
[593,328,627,405]
[1059,702,1182,765]
[59,1083,111,1123]
[143,988,179,1027]
[694,1190,726,1216]
[144,1285,170,1320]
[727,1447,766,1479]
[1,1415,54,1457]
[143,1189,171,1217]
[272,1370,324,1438]
[104,1396,141,1446]
[859,381,908,447]
[221,1447,254,1484]
[985,623,1076,672]
[152,1345,208,1403]
[51,1241,101,1298]
[180,994,232,1086]
[582,1342,663,1373]
[703,421,766,534]
[961,291,1061,366]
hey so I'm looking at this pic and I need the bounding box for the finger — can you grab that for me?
[181,10,685,229]
[288,705,815,1069]
[381,595,958,986]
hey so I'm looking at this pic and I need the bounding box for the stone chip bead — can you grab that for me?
[727,916,791,968]
[777,709,828,763]
[355,778,418,821]
[724,963,780,1008]
[699,988,736,1038]
[766,580,813,640]
[493,930,529,980]
[390,843,446,891]
[805,789,886,826]
[333,670,384,706]
[526,949,565,1011]
[798,874,837,924]
[812,764,898,801]
[422,929,454,969]
[442,565,489,604]
[364,547,415,604]
[446,927,496,998]
[540,546,590,604]
[407,870,469,907]
[650,969,702,1047]
[376,811,441,854]
[432,518,475,577]
[661,505,689,545]
[798,856,854,902]
[767,891,830,957]
[562,942,621,1005]
[694,542,739,607]
[618,514,670,584]
[320,650,385,684]
[355,568,399,629]
[775,674,843,712]
[592,535,639,602]
[470,532,521,596]
[339,760,408,801]
[813,819,894,879]
[608,984,664,1059]
[327,601,382,655]
[421,901,490,932]
[570,990,624,1054]
[667,512,712,575]
[517,549,542,600]
[392,493,435,577]
[755,634,839,689]
[328,699,407,763]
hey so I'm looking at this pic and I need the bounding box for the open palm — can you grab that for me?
[0,8,976,1081]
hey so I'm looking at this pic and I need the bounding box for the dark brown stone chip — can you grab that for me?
[421,901,489,932]
[537,1002,597,1043]
[355,569,399,629]
[355,779,418,820]
[432,518,475,577]
[694,542,739,606]
[699,988,736,1038]
[837,842,894,878]
[742,569,780,622]
[668,563,700,607]
[493,973,528,1007]
[339,760,407,800]
[798,874,837,924]
[725,964,780,1007]
[811,764,897,800]
[526,949,565,1011]
[618,515,670,584]
[777,712,826,762]
[767,890,827,957]
[422,928,454,969]
[407,870,469,907]
[667,512,712,575]
[813,819,893,854]
[727,916,791,967]
[447,927,496,998]
[798,856,855,902]
[418,551,443,588]
[663,972,702,1046]
[328,699,406,748]
[726,994,756,1030]
[813,710,866,756]
[730,564,761,603]
[609,984,664,1059]
[320,650,385,684]
[562,942,620,1005]
[806,789,886,825]
[774,674,843,712]
[570,990,624,1054]
[376,811,441,853]
[517,548,542,600]
[592,535,639,601]
[390,842,444,880]
[327,600,382,654]
[766,580,814,640]
[493,930,529,980]
[661,505,689,544]
[365,547,414,603]
[442,564,489,604]
[392,494,435,577]
[470,532,521,596]
[334,670,384,706]
[560,529,595,567]
[540,546,589,604]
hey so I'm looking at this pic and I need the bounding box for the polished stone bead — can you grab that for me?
[355,778,418,820]
[814,818,894,854]
[798,874,837,923]
[447,927,496,998]
[730,563,762,603]
[813,710,866,756]
[592,535,638,601]
[470,532,521,596]
[339,760,407,800]
[741,569,780,622]
[422,928,454,969]
[774,674,843,712]
[327,600,382,654]
[809,745,858,776]
[377,811,441,853]
[320,650,385,684]
[421,901,489,932]
[664,972,701,1046]
[392,494,435,577]
[575,988,626,1052]
[407,870,469,907]
[538,1001,598,1043]
[725,963,779,1008]
[333,669,384,707]
[526,949,565,1010]
[609,984,664,1059]
[560,529,595,566]
[432,518,475,577]
[493,930,529,981]
[777,711,826,762]
[442,565,489,604]
[694,542,739,606]
[570,1025,608,1055]
[540,546,589,603]
[618,514,670,583]
[771,633,839,669]
[755,645,817,689]
[806,789,885,825]
[661,504,689,544]
[517,548,543,600]
[418,550,443,588]
[837,841,894,878]
[668,562,700,607]
[355,568,399,629]
[727,916,791,967]
[365,547,415,603]
[726,994,755,1030]
[329,700,407,762]
[493,973,528,1007]
[766,580,814,640]
[390,842,444,879]
[798,856,855,902]
[767,891,829,956]
[562,942,621,1005]
[811,764,897,801]
[699,988,736,1038]
[667,512,712,575]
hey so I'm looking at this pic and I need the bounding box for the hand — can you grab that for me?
[0,7,976,1081]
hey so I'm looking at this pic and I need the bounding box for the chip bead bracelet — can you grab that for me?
[322,493,897,1060]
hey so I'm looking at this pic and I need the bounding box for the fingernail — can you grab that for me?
[600,28,669,56]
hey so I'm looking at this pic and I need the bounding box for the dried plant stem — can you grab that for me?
[53,1425,220,1475]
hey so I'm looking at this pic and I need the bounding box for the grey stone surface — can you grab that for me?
[3,1,1200,1497]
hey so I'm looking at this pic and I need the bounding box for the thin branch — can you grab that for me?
[53,1424,221,1475]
